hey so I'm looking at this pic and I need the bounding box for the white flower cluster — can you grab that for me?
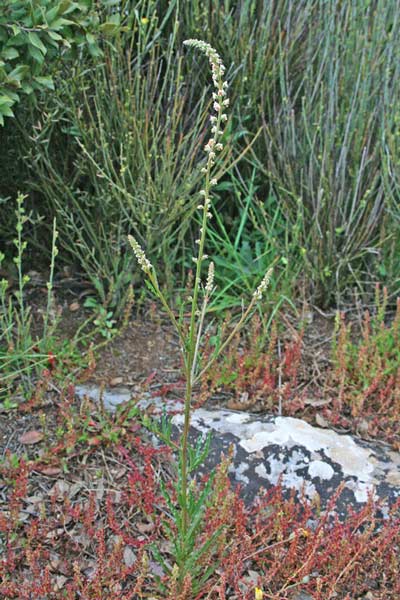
[205,261,215,294]
[253,267,273,301]
[183,39,229,199]
[128,234,152,273]
[183,40,229,293]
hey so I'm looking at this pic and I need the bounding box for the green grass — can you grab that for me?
[201,168,301,316]
[0,195,130,401]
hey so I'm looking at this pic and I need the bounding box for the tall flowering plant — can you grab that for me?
[129,40,272,593]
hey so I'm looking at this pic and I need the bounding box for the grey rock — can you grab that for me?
[75,385,400,515]
[175,407,400,514]
[76,384,133,411]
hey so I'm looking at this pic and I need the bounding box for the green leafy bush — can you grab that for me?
[0,0,116,123]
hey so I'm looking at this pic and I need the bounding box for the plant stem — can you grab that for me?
[180,174,209,539]
[181,100,223,540]
[180,363,193,537]
[42,219,58,344]
[193,293,258,384]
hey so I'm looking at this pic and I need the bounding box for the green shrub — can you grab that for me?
[238,0,399,304]
[178,0,400,304]
[0,193,125,401]
[2,0,400,313]
[24,9,232,314]
[0,0,113,124]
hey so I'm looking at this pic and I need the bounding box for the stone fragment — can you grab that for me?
[171,408,400,514]
[75,385,400,515]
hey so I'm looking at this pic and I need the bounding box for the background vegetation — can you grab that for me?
[1,0,400,394]
[1,0,399,317]
[1,3,400,597]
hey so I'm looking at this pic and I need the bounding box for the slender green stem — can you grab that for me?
[42,219,58,343]
[181,171,210,537]
[193,294,258,385]
[148,272,189,371]
[191,288,211,384]
[15,194,26,333]
[181,103,223,539]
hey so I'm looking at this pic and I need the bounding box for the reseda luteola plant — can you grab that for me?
[129,40,272,591]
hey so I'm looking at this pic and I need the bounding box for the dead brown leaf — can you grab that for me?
[315,413,329,428]
[136,520,155,535]
[123,546,137,567]
[18,430,44,445]
[53,575,68,591]
[304,398,331,408]
[49,480,70,500]
[37,466,62,476]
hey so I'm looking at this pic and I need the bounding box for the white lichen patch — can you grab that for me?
[308,460,334,481]
[386,470,400,486]
[180,410,378,484]
[174,408,269,440]
[346,480,377,503]
[225,412,251,424]
[231,461,250,484]
[264,456,316,499]
[255,463,269,479]
[254,453,316,499]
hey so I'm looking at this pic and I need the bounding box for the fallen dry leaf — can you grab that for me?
[304,398,331,408]
[24,494,45,503]
[37,466,62,476]
[149,561,165,578]
[109,490,122,504]
[49,480,71,500]
[111,467,127,480]
[94,479,105,500]
[69,301,80,312]
[46,527,64,540]
[49,552,61,572]
[241,569,261,588]
[19,430,44,445]
[356,419,370,436]
[315,413,329,428]
[136,520,155,534]
[53,575,68,591]
[68,482,84,499]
